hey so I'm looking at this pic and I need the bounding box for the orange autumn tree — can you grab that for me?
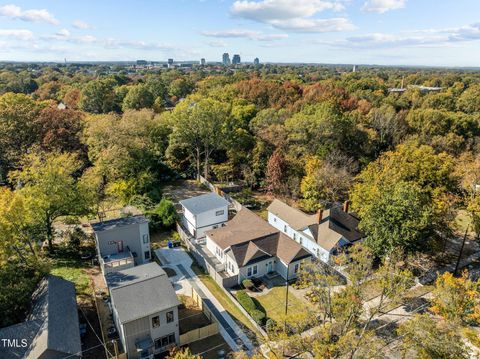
[430,271,480,325]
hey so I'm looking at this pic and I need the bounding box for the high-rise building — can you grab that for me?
[222,53,230,66]
[253,57,260,65]
[232,54,241,65]
[201,58,206,66]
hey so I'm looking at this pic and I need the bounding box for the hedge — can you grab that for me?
[235,290,266,324]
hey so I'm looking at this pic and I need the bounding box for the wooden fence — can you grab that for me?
[199,175,243,211]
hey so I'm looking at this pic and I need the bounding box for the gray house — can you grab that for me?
[0,276,82,359]
[91,215,151,274]
[106,263,180,359]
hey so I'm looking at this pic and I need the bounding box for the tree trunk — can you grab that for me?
[46,215,54,253]
[204,146,209,181]
[196,146,201,181]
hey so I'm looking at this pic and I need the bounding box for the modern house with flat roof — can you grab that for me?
[267,199,363,263]
[180,193,229,240]
[106,263,180,359]
[91,215,151,274]
[0,275,82,359]
[205,208,312,286]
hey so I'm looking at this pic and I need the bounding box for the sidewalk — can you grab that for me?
[155,247,254,354]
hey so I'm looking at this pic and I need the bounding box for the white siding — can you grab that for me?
[182,204,228,239]
[268,212,331,263]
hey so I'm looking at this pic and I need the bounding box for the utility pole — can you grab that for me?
[454,225,469,276]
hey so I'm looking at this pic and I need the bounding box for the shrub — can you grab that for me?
[251,309,266,325]
[242,279,253,289]
[236,290,256,313]
[235,290,266,325]
[147,198,178,230]
[266,318,277,333]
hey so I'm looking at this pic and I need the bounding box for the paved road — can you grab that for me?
[155,247,254,354]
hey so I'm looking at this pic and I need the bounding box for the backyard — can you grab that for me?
[252,286,314,324]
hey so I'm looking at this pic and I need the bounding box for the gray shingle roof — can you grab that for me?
[91,215,148,232]
[179,193,229,215]
[0,275,82,359]
[106,263,180,324]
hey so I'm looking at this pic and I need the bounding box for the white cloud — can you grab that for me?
[0,4,58,25]
[72,20,92,29]
[206,40,229,47]
[0,29,34,40]
[202,29,288,41]
[231,0,353,32]
[362,0,406,14]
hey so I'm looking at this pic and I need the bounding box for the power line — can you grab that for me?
[78,306,114,358]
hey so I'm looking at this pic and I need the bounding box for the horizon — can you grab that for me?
[0,0,479,67]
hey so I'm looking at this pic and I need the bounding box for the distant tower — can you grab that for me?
[167,58,174,68]
[253,57,260,66]
[232,54,241,65]
[222,53,230,66]
[201,58,206,66]
[353,65,357,72]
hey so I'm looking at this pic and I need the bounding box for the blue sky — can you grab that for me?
[0,0,479,66]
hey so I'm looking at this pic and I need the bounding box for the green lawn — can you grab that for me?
[50,257,91,296]
[190,262,263,342]
[254,286,312,323]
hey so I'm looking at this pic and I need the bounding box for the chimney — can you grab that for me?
[316,209,324,223]
[343,200,350,213]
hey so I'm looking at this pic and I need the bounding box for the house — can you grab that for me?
[91,215,151,274]
[267,199,363,263]
[180,193,230,240]
[0,276,82,359]
[205,208,312,285]
[106,263,180,359]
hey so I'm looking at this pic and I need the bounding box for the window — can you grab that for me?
[300,237,303,245]
[215,210,225,216]
[144,251,150,260]
[253,265,258,275]
[166,311,174,323]
[284,225,287,232]
[294,263,300,273]
[247,267,252,276]
[316,248,320,257]
[273,217,277,222]
[154,333,176,350]
[152,315,160,328]
[143,234,149,244]
[293,233,296,241]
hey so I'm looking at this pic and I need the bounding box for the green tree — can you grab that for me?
[80,78,117,113]
[10,152,90,251]
[122,85,154,111]
[147,198,177,230]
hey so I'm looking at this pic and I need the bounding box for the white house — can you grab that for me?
[180,193,230,239]
[91,215,151,274]
[267,200,362,263]
[205,208,312,285]
[106,263,180,359]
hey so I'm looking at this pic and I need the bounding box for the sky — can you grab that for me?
[0,0,479,66]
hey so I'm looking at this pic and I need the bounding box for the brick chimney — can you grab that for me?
[316,209,324,223]
[343,200,350,213]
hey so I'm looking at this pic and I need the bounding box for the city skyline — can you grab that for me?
[0,0,479,67]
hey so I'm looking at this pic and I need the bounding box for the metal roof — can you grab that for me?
[179,193,229,215]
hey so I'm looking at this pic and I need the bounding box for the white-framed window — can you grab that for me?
[143,234,149,244]
[154,333,176,350]
[253,265,258,275]
[247,267,252,276]
[215,210,225,216]
[166,311,174,323]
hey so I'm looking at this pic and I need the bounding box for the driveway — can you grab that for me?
[154,247,254,354]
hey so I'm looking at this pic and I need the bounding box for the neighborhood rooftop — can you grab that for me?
[0,275,82,359]
[106,263,180,324]
[179,192,230,215]
[91,214,148,232]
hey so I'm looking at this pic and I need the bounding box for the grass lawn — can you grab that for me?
[254,286,313,323]
[150,229,178,250]
[190,262,263,342]
[50,257,91,297]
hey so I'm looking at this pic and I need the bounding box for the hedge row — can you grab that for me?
[235,290,266,324]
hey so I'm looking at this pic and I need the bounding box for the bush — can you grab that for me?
[242,279,253,289]
[235,290,266,325]
[147,198,178,230]
[266,318,277,333]
[251,309,266,324]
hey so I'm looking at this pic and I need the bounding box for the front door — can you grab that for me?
[117,241,124,252]
[267,261,273,273]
